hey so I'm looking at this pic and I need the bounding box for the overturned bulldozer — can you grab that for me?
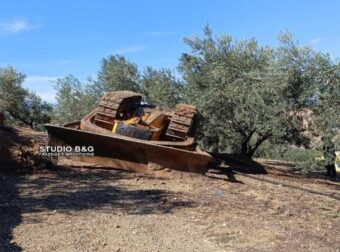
[45,91,212,174]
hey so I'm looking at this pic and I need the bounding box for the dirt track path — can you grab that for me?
[1,166,339,252]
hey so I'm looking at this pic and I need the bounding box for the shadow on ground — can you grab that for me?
[0,175,22,252]
[206,153,267,183]
[18,168,196,215]
[205,153,267,184]
[0,168,196,251]
[0,126,26,251]
[0,126,196,251]
[211,153,267,174]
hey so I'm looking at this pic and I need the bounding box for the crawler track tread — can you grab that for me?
[94,91,142,130]
[166,104,196,140]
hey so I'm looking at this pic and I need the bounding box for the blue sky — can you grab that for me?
[1,0,339,102]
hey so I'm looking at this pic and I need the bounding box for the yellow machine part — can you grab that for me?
[112,111,166,141]
[315,151,340,173]
[112,117,140,133]
[142,111,166,140]
[335,151,340,172]
[112,121,119,133]
[142,111,165,128]
[124,117,141,125]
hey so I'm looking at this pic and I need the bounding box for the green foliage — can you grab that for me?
[0,66,27,116]
[52,55,142,124]
[141,67,183,108]
[53,56,183,123]
[255,141,322,172]
[50,27,338,168]
[2,27,337,170]
[16,92,53,129]
[313,64,339,135]
[52,75,97,123]
[97,55,140,93]
[319,136,336,167]
[256,143,321,173]
[179,25,338,158]
[0,66,52,128]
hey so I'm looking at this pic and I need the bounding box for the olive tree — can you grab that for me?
[97,55,140,93]
[0,66,53,128]
[141,67,183,108]
[179,26,335,158]
[53,75,97,123]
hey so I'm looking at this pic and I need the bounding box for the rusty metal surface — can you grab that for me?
[94,91,142,129]
[93,92,197,141]
[45,124,212,174]
[166,104,196,140]
[80,109,196,150]
[44,91,212,174]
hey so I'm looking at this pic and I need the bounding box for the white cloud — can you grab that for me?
[309,37,325,46]
[37,91,58,104]
[23,76,60,103]
[145,31,176,36]
[113,46,145,54]
[0,18,40,34]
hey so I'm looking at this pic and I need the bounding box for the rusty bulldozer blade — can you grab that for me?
[44,91,212,174]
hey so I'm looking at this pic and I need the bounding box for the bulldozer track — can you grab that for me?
[166,104,196,140]
[94,91,141,129]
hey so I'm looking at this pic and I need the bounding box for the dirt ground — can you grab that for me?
[0,127,339,252]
